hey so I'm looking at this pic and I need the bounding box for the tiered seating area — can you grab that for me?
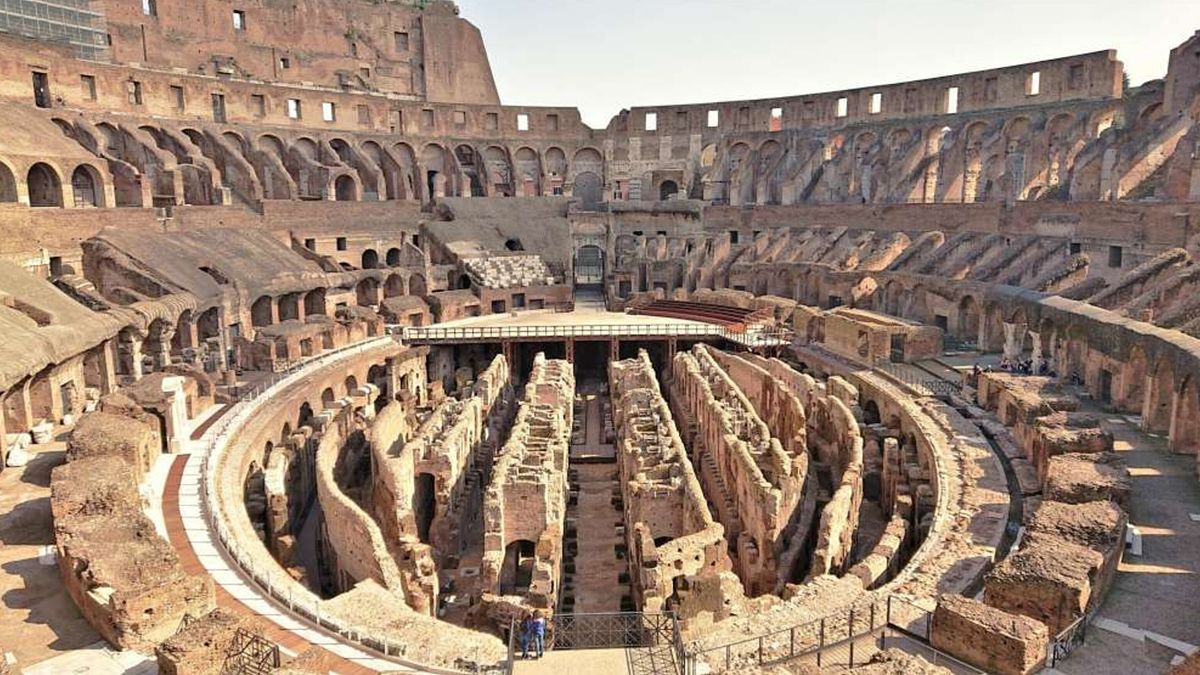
[627,300,768,329]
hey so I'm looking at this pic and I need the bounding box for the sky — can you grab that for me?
[455,0,1200,129]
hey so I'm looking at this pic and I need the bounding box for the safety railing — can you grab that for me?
[193,336,510,675]
[1048,613,1090,667]
[399,323,793,347]
[548,611,679,651]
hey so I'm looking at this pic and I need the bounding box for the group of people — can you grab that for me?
[518,610,548,660]
[995,356,1055,377]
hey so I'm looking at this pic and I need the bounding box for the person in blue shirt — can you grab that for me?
[531,610,547,658]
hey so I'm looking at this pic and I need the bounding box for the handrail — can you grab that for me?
[399,323,794,347]
[192,336,507,675]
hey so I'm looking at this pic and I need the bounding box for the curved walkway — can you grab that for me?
[160,338,422,674]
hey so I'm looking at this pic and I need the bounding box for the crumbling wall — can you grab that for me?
[669,344,804,595]
[609,349,728,617]
[931,594,1049,675]
[481,353,573,623]
[52,456,214,651]
[983,532,1103,633]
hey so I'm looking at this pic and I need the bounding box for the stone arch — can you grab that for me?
[957,295,981,342]
[361,249,380,269]
[409,274,427,297]
[321,387,336,405]
[700,143,718,169]
[500,540,536,594]
[334,174,358,201]
[573,172,603,210]
[344,374,359,395]
[70,164,103,207]
[659,179,679,201]
[258,134,287,158]
[1145,359,1176,434]
[27,162,63,207]
[384,274,406,298]
[292,137,319,160]
[223,130,249,156]
[356,277,379,306]
[514,146,541,196]
[385,247,402,266]
[304,288,326,316]
[1122,345,1148,414]
[0,158,17,202]
[422,143,451,199]
[544,146,567,178]
[251,296,273,327]
[1171,374,1200,454]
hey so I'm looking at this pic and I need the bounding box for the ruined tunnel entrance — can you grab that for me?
[575,244,605,287]
[501,540,536,594]
[414,472,436,545]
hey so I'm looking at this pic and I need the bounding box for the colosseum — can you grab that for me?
[0,1,1197,674]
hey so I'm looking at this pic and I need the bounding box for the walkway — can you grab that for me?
[159,338,427,674]
[922,354,1200,674]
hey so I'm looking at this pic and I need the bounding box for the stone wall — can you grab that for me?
[609,349,727,617]
[931,594,1049,675]
[52,456,214,651]
[480,352,573,622]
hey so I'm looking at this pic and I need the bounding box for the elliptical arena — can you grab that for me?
[0,2,1198,674]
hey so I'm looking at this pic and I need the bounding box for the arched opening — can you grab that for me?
[863,400,881,426]
[1123,346,1148,414]
[1171,376,1200,454]
[659,180,679,201]
[501,540,536,594]
[576,244,604,286]
[414,473,436,544]
[385,248,401,266]
[504,238,524,252]
[0,161,17,202]
[344,375,359,395]
[334,175,357,201]
[361,249,379,269]
[251,296,273,327]
[1145,361,1175,434]
[383,274,404,298]
[957,296,980,343]
[356,277,379,306]
[27,163,62,207]
[456,273,472,290]
[71,165,101,207]
[277,293,300,322]
[573,171,603,210]
[298,401,314,426]
[304,288,326,317]
[409,274,427,297]
[321,387,336,406]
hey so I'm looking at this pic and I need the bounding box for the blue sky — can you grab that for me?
[455,0,1200,128]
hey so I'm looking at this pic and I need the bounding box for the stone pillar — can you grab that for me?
[160,376,189,454]
[1002,322,1027,363]
[123,334,145,379]
[610,339,620,362]
[154,328,175,371]
[97,339,118,394]
[1029,331,1043,373]
[565,339,575,363]
[667,338,678,363]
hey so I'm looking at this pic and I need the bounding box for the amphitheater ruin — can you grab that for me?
[0,1,1197,673]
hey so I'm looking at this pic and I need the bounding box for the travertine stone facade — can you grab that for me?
[609,349,727,617]
[481,353,574,621]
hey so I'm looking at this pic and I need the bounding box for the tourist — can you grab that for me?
[532,610,547,658]
[519,612,534,659]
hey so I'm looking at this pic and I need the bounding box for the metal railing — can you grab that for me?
[192,336,509,675]
[1048,613,1089,667]
[548,611,679,651]
[400,322,793,347]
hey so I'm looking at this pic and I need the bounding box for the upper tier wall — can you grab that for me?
[609,51,1123,134]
